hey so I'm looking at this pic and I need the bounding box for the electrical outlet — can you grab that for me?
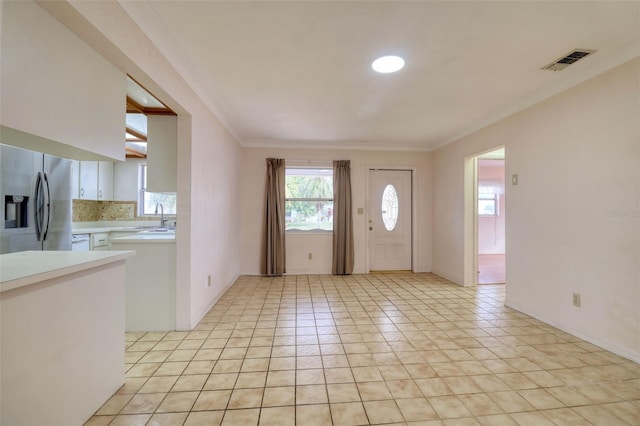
[572,293,581,307]
[208,275,212,287]
[308,253,312,260]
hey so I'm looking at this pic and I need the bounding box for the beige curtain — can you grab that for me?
[262,158,286,276]
[332,160,354,275]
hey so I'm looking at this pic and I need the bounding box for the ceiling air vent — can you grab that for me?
[542,49,596,72]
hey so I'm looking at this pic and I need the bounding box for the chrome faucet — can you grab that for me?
[155,203,167,228]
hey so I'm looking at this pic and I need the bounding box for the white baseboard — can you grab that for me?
[431,269,465,286]
[190,273,241,330]
[506,301,640,364]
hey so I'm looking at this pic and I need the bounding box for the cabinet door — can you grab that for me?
[98,161,114,200]
[146,116,177,192]
[79,161,98,200]
[90,232,110,250]
[71,160,80,199]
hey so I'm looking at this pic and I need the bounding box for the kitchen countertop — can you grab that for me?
[0,250,135,293]
[72,226,161,234]
[111,233,176,243]
[71,228,112,234]
[71,221,165,234]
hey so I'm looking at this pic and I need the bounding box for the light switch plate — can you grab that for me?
[572,293,581,307]
[357,208,364,215]
[512,174,519,185]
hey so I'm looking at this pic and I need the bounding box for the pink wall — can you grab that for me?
[478,160,505,254]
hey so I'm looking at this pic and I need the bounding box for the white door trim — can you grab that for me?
[365,165,417,273]
[464,146,505,287]
[463,156,478,286]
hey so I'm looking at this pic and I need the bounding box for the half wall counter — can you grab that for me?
[0,250,135,426]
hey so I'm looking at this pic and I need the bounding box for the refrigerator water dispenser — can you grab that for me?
[5,195,28,228]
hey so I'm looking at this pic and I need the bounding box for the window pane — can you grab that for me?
[478,185,496,195]
[126,113,147,135]
[381,184,399,231]
[285,168,333,199]
[478,199,496,215]
[142,164,147,189]
[285,200,333,231]
[143,192,177,215]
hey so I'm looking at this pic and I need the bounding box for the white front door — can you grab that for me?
[368,169,412,271]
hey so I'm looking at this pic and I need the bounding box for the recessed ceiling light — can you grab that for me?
[372,55,405,73]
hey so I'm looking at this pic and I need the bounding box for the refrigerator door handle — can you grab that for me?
[42,172,52,241]
[34,172,44,241]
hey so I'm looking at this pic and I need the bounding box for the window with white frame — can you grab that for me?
[139,164,177,216]
[478,183,499,216]
[285,168,333,231]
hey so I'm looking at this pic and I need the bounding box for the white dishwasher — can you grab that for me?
[71,234,90,251]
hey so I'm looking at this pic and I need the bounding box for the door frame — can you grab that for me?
[365,166,416,273]
[463,156,479,286]
[463,146,505,286]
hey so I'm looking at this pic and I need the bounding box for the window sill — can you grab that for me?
[286,229,333,235]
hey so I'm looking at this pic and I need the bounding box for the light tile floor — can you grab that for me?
[86,273,640,425]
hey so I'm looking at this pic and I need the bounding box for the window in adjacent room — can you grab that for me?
[285,168,333,231]
[478,183,499,216]
[139,164,177,216]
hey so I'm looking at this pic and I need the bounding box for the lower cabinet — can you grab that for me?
[90,232,110,250]
[110,238,176,332]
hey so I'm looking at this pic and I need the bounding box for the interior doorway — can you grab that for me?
[476,148,506,284]
[464,148,506,286]
[368,169,412,271]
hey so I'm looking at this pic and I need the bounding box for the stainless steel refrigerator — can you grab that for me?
[1,144,72,253]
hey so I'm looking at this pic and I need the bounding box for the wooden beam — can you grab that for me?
[128,75,176,113]
[126,126,147,141]
[141,108,177,116]
[126,96,176,116]
[126,147,146,158]
[126,97,145,114]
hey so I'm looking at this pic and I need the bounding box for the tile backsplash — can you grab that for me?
[72,200,155,222]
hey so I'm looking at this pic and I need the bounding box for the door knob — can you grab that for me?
[369,226,373,231]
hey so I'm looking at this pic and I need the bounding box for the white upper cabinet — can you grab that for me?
[1,1,125,161]
[79,161,98,200]
[71,160,80,199]
[78,161,114,200]
[114,159,143,201]
[98,161,114,200]
[146,116,177,193]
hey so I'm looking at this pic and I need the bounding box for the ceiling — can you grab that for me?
[119,1,640,151]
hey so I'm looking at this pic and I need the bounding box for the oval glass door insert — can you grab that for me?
[381,184,399,231]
